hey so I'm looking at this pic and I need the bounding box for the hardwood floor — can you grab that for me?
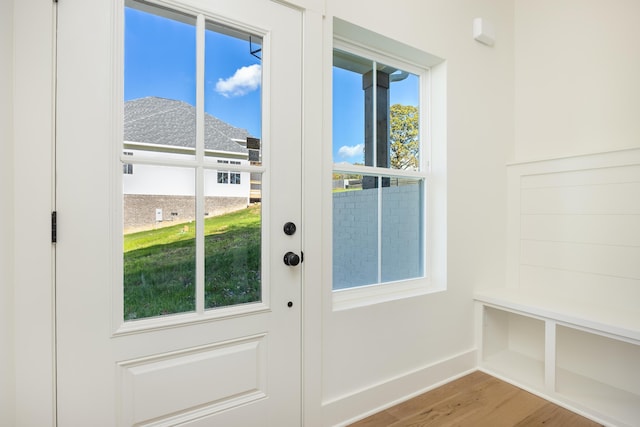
[348,371,603,427]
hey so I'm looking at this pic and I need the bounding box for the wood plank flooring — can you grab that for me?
[348,371,603,427]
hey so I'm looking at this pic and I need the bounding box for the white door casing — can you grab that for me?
[55,0,302,425]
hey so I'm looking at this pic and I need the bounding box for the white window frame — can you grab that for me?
[117,0,269,332]
[330,29,447,310]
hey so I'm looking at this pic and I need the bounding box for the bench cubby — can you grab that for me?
[481,306,545,390]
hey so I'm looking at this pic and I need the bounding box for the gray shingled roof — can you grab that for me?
[124,97,250,153]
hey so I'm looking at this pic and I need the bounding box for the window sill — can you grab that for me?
[332,278,444,311]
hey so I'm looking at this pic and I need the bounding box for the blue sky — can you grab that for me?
[126,7,418,163]
[125,7,262,138]
[333,67,419,165]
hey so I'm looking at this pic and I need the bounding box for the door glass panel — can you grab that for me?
[123,165,196,320]
[204,169,262,309]
[203,23,263,309]
[204,22,262,152]
[124,2,266,319]
[124,5,197,159]
[124,3,198,321]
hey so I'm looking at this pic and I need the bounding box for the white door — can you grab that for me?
[55,0,302,425]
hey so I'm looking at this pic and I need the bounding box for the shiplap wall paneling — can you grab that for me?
[517,161,640,310]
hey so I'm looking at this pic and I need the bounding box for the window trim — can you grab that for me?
[118,0,267,330]
[330,24,447,310]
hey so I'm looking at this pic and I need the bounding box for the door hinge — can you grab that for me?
[52,211,57,243]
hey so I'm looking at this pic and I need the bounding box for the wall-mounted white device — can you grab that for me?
[473,18,495,46]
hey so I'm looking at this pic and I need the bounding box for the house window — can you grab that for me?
[217,172,229,184]
[123,151,133,174]
[216,159,241,184]
[332,42,430,295]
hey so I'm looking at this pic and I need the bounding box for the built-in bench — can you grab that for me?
[475,288,640,427]
[476,149,640,427]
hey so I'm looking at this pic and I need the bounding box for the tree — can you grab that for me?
[390,104,419,170]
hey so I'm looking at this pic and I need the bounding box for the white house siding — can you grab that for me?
[122,152,251,232]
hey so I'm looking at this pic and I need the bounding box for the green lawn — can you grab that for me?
[124,204,261,320]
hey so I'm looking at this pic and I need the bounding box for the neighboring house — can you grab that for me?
[123,96,258,233]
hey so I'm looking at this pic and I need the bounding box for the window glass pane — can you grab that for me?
[204,169,262,309]
[333,50,369,167]
[333,174,379,289]
[204,23,262,162]
[123,2,268,320]
[124,6,196,158]
[333,50,421,171]
[123,165,196,320]
[381,178,424,282]
[389,73,420,171]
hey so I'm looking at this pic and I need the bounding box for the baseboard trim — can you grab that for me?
[323,349,477,427]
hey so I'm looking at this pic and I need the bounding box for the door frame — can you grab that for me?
[12,0,57,425]
[12,0,326,426]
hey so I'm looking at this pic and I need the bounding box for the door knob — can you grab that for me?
[283,252,300,266]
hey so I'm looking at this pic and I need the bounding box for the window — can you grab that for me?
[333,46,426,290]
[123,163,134,175]
[216,160,242,184]
[217,171,229,184]
[331,25,446,307]
[123,151,134,174]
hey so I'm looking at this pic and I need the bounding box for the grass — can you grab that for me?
[332,187,362,193]
[124,204,261,320]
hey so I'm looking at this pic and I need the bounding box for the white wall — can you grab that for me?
[514,0,640,161]
[321,0,512,423]
[0,0,15,425]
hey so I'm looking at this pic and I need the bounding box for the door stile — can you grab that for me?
[195,13,206,314]
[112,0,127,331]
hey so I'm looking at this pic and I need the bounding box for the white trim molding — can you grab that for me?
[13,0,57,425]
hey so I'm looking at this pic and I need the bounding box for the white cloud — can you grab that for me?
[338,144,364,159]
[215,64,261,98]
